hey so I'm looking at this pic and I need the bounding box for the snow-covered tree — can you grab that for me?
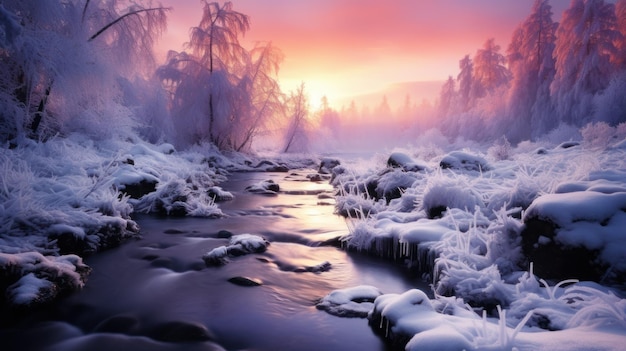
[283,83,309,153]
[472,38,511,99]
[188,1,248,145]
[232,42,284,152]
[375,95,392,117]
[506,0,558,142]
[0,0,168,142]
[318,96,341,138]
[438,76,457,118]
[616,0,626,69]
[158,1,282,150]
[457,55,474,112]
[551,0,621,126]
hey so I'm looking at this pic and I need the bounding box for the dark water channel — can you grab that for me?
[2,170,428,351]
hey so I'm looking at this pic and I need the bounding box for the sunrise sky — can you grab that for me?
[157,0,575,108]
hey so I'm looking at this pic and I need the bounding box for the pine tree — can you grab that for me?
[472,38,510,98]
[506,0,558,141]
[438,76,456,118]
[457,55,474,112]
[616,0,626,69]
[551,0,621,126]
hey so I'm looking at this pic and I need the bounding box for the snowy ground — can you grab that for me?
[2,130,626,350]
[322,138,626,350]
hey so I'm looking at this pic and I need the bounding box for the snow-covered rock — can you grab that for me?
[245,179,280,195]
[0,252,91,307]
[387,152,428,172]
[203,234,270,266]
[318,157,341,174]
[316,285,383,318]
[207,186,234,202]
[522,191,626,282]
[253,160,289,172]
[439,151,491,172]
[369,286,626,351]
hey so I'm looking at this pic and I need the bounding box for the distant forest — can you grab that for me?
[1,0,625,153]
[319,0,626,147]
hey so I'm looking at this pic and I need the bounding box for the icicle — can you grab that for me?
[385,318,390,338]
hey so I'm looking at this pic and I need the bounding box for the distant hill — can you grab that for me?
[334,80,444,110]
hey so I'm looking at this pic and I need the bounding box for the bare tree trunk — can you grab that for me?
[30,82,53,135]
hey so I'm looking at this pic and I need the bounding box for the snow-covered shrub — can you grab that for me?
[539,123,581,144]
[486,165,543,212]
[593,72,626,127]
[335,193,385,218]
[419,175,485,218]
[487,136,512,161]
[375,170,418,203]
[581,121,616,149]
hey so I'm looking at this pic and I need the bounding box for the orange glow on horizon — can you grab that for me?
[157,0,576,109]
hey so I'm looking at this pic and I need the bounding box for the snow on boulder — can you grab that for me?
[387,152,428,172]
[522,191,626,282]
[111,162,159,199]
[245,179,280,195]
[555,179,626,194]
[374,169,419,203]
[207,186,234,202]
[341,216,452,271]
[420,177,484,219]
[316,285,383,318]
[318,157,341,174]
[439,151,491,172]
[0,252,91,307]
[203,234,270,266]
[368,289,455,348]
[133,179,223,217]
[6,273,56,306]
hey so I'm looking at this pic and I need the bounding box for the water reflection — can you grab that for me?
[1,169,428,351]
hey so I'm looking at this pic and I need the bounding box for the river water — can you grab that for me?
[2,169,428,351]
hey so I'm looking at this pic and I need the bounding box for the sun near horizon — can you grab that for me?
[157,0,576,110]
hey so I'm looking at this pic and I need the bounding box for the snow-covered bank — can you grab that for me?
[1,134,264,308]
[326,139,626,350]
[0,133,323,309]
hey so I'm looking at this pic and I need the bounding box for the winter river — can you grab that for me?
[2,169,428,351]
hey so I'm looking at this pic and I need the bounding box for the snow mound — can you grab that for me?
[387,152,429,172]
[439,151,491,172]
[316,285,383,318]
[370,286,626,351]
[0,252,91,307]
[207,186,234,202]
[203,234,270,266]
[522,191,626,281]
[420,176,485,218]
